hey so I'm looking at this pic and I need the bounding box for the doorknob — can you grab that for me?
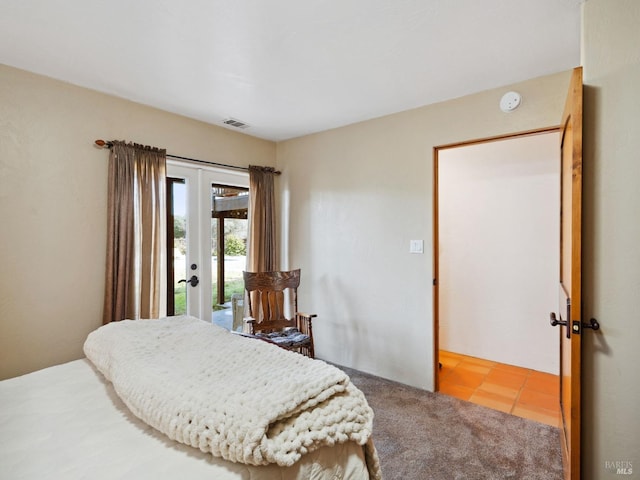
[178,275,199,287]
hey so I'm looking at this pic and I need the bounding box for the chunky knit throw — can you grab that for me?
[84,316,381,479]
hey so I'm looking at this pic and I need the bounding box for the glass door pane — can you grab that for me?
[170,179,187,315]
[166,165,203,319]
[211,184,248,331]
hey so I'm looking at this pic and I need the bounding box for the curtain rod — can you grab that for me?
[94,139,280,175]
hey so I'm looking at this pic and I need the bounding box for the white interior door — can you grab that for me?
[167,161,249,321]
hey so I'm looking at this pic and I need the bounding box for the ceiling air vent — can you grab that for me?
[223,118,250,129]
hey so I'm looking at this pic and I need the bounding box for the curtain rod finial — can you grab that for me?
[95,139,112,148]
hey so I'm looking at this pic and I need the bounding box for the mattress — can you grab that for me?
[0,359,370,479]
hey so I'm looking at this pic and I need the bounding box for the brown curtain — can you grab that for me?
[247,165,277,273]
[103,141,166,324]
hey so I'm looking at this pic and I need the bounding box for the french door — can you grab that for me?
[166,162,249,323]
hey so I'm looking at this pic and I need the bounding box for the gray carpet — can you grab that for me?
[340,365,564,480]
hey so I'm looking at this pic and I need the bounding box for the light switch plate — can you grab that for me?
[410,240,424,254]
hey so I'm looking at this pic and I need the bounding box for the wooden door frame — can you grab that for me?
[432,126,561,391]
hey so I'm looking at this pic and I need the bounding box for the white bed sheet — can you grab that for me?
[0,359,370,480]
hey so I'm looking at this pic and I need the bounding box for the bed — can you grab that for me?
[0,316,381,480]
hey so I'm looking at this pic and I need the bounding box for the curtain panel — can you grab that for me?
[247,165,278,273]
[103,141,166,324]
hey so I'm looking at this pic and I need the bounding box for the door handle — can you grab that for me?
[573,318,600,333]
[549,312,567,327]
[550,313,600,333]
[550,311,571,338]
[178,275,199,287]
[583,318,600,330]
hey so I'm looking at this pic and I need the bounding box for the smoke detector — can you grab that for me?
[500,91,522,112]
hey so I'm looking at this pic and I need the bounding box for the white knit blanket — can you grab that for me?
[84,316,381,478]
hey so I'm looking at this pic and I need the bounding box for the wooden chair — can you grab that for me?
[243,269,317,358]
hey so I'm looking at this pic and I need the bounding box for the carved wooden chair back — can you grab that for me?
[243,269,300,331]
[242,269,316,358]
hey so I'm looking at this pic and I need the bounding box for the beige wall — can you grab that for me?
[0,65,275,380]
[276,70,571,389]
[581,1,640,477]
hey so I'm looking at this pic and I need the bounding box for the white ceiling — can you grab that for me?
[0,0,582,141]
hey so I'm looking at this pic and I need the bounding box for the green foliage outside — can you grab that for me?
[224,234,246,256]
[211,218,247,257]
[174,283,187,315]
[172,215,247,314]
[212,277,244,308]
[174,216,187,255]
[173,277,244,315]
[174,216,247,257]
[174,215,186,239]
[216,278,244,303]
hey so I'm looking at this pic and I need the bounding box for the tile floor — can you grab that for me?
[438,350,560,427]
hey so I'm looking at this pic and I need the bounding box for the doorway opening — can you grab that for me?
[433,128,561,425]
